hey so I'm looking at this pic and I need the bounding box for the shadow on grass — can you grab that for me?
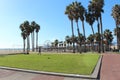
[0,53,23,57]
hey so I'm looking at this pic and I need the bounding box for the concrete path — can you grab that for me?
[100,53,120,80]
[0,69,91,80]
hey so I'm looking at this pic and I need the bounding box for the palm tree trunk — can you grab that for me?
[36,32,38,52]
[91,42,94,52]
[33,31,35,51]
[82,21,86,52]
[68,43,69,49]
[28,36,30,52]
[76,21,81,53]
[91,25,95,35]
[91,25,95,51]
[31,33,33,51]
[108,43,110,51]
[27,36,29,54]
[100,15,104,53]
[97,20,101,53]
[90,42,92,51]
[23,39,25,54]
[116,24,120,50]
[71,20,75,53]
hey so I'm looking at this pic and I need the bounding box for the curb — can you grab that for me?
[0,55,102,79]
[91,55,103,79]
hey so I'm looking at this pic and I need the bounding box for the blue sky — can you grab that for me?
[0,0,119,48]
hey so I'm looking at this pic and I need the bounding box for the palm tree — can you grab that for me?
[54,39,59,52]
[20,23,25,32]
[63,41,67,47]
[20,21,31,54]
[112,4,120,49]
[20,23,26,54]
[78,2,86,52]
[72,2,80,39]
[85,11,95,35]
[104,29,113,51]
[69,36,74,47]
[54,39,59,47]
[99,0,104,53]
[65,35,70,48]
[65,4,75,53]
[31,21,36,51]
[71,1,84,53]
[21,31,27,53]
[23,21,31,54]
[35,23,40,51]
[114,27,120,49]
[88,0,104,53]
[85,11,95,51]
[51,42,54,47]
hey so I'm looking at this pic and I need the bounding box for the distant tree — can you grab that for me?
[87,34,94,51]
[54,39,59,52]
[94,33,101,51]
[54,39,59,47]
[104,29,113,51]
[65,35,71,47]
[63,41,67,47]
[77,33,85,53]
[20,20,40,54]
[74,36,78,45]
[72,36,79,52]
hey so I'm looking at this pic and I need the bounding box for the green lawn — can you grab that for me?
[0,53,99,75]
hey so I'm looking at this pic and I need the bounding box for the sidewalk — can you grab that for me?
[100,53,120,80]
[0,69,63,80]
[0,69,93,80]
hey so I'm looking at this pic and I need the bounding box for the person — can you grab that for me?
[38,46,41,55]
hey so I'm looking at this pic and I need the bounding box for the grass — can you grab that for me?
[0,52,99,75]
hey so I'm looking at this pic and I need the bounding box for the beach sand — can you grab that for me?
[0,49,23,54]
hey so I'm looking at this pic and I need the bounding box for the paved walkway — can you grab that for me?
[100,53,120,80]
[0,69,63,80]
[0,69,91,80]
